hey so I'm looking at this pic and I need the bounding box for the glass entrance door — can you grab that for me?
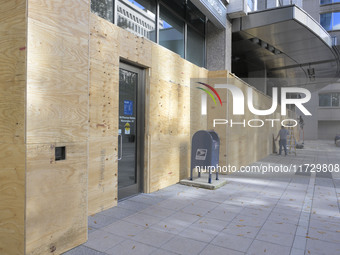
[118,63,144,200]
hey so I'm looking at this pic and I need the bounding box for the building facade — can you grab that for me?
[299,0,340,139]
[0,0,339,254]
[230,0,340,140]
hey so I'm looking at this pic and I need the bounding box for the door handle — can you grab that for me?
[118,134,123,160]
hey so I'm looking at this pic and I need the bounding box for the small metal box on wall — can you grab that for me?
[190,130,220,183]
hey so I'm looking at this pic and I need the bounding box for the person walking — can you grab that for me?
[275,126,289,156]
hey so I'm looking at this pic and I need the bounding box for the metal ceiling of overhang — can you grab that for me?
[232,5,340,89]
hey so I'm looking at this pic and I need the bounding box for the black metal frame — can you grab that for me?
[118,62,145,200]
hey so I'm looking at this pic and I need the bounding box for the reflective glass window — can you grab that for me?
[187,27,205,67]
[159,3,185,58]
[117,0,157,42]
[321,0,340,4]
[320,13,332,30]
[91,0,114,22]
[161,0,186,19]
[187,1,205,34]
[332,93,340,107]
[319,93,332,107]
[320,12,340,31]
[333,12,340,30]
[248,0,254,11]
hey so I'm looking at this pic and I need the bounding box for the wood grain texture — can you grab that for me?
[145,43,209,192]
[119,27,152,67]
[0,1,26,254]
[88,138,117,215]
[27,17,89,143]
[88,15,119,215]
[0,35,26,83]
[89,58,118,139]
[0,0,26,144]
[148,134,190,192]
[26,142,88,255]
[28,0,89,38]
[0,144,25,255]
[90,14,119,65]
[0,0,27,83]
[0,81,26,144]
[25,1,90,254]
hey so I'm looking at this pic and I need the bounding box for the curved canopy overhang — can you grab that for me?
[232,5,340,90]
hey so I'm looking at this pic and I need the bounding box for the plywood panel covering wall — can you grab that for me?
[0,0,26,144]
[0,0,26,254]
[146,45,209,192]
[88,14,154,213]
[89,14,209,197]
[88,48,119,214]
[26,143,87,255]
[88,15,120,215]
[0,145,25,255]
[206,71,284,171]
[26,0,90,254]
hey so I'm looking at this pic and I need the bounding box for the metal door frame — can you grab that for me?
[118,62,145,200]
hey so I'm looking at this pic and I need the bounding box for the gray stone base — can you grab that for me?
[180,173,228,190]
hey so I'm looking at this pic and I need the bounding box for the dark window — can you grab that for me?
[319,93,340,107]
[187,1,205,34]
[159,3,185,58]
[319,93,331,107]
[187,26,205,67]
[161,0,186,19]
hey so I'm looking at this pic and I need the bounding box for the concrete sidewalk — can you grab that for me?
[64,140,340,255]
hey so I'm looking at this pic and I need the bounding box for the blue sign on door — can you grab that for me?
[124,100,133,115]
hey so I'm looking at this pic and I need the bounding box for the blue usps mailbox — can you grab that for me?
[190,130,220,184]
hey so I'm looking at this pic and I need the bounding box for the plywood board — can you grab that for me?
[88,14,119,215]
[148,134,190,192]
[0,81,26,144]
[0,34,26,83]
[88,138,117,215]
[89,58,118,139]
[28,0,89,38]
[26,142,88,255]
[0,144,25,255]
[0,1,26,254]
[27,18,89,143]
[0,0,27,83]
[0,0,26,144]
[144,41,210,192]
[26,1,90,254]
[118,27,152,67]
[90,14,119,65]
